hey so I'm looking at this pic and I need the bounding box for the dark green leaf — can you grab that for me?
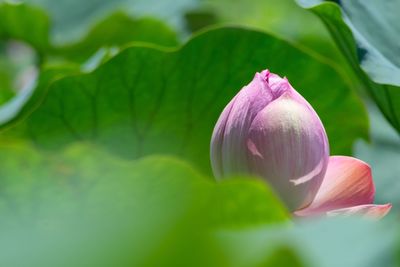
[296,0,400,134]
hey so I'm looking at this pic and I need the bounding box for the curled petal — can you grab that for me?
[326,204,392,219]
[295,156,375,216]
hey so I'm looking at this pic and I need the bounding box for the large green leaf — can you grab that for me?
[0,141,288,266]
[296,0,400,134]
[0,27,368,174]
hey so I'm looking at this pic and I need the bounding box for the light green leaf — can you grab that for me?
[0,141,288,266]
[296,0,400,133]
[0,27,368,174]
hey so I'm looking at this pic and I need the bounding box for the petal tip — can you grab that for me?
[295,156,377,216]
[326,203,392,219]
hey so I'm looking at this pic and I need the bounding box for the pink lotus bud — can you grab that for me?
[210,70,329,210]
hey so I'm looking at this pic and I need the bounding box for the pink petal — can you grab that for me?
[211,70,274,178]
[210,95,238,178]
[246,92,329,211]
[295,156,375,216]
[327,204,392,219]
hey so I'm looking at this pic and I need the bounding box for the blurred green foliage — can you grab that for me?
[52,12,179,63]
[201,0,362,93]
[204,0,334,56]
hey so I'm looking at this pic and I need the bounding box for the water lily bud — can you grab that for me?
[210,70,329,210]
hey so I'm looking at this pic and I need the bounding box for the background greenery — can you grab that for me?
[0,0,399,266]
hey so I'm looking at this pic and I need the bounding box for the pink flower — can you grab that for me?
[210,69,391,219]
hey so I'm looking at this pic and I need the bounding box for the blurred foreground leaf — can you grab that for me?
[297,0,400,134]
[0,27,368,174]
[259,246,306,267]
[0,141,287,266]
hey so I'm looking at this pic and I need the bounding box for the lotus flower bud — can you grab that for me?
[210,70,329,210]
